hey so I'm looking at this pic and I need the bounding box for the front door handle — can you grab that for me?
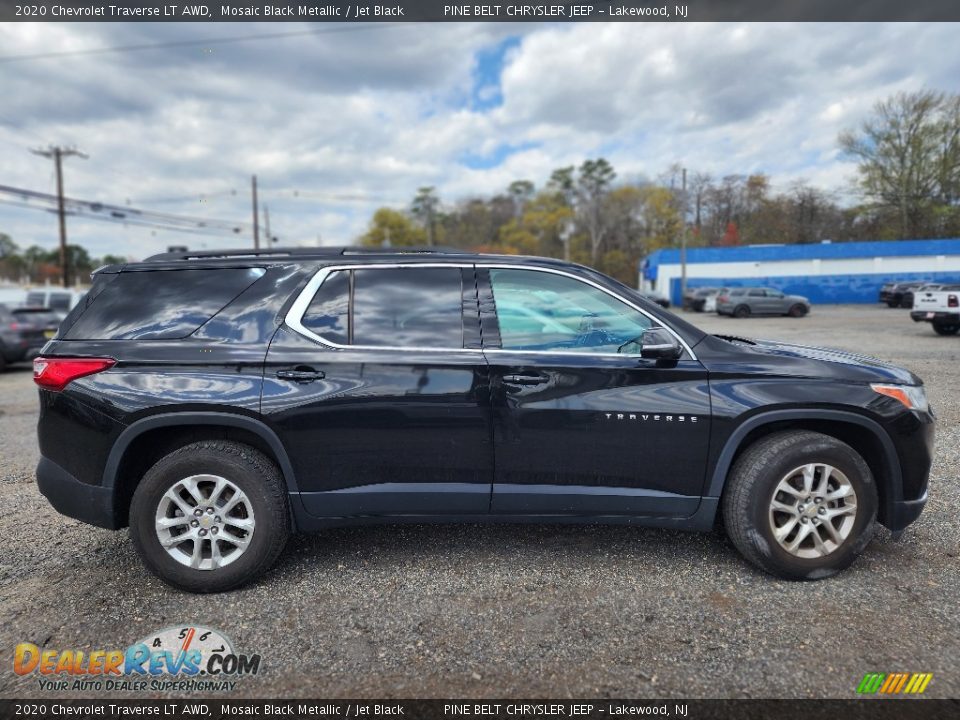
[276,367,325,383]
[502,373,548,386]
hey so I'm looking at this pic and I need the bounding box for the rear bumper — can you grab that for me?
[910,310,959,324]
[36,457,119,530]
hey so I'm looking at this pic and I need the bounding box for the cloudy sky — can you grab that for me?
[1,21,958,260]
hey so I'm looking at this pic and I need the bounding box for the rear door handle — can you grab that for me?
[502,373,548,386]
[276,367,325,383]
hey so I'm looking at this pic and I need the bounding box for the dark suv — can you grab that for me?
[35,248,934,592]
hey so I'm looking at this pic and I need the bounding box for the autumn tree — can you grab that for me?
[360,208,427,247]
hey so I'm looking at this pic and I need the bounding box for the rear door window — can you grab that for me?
[64,268,265,340]
[299,266,466,349]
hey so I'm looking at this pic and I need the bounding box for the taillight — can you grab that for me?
[33,357,116,392]
[949,294,958,308]
[718,295,728,303]
[9,322,20,330]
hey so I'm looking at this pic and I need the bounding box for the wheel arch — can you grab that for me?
[104,412,299,528]
[707,409,902,528]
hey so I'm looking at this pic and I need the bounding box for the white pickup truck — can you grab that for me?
[911,284,960,335]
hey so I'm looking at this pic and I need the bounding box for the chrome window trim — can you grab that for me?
[285,261,697,361]
[285,262,481,353]
[480,264,697,360]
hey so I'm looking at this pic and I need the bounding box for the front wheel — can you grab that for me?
[787,304,808,318]
[933,323,960,336]
[722,431,877,580]
[129,440,290,593]
[733,305,751,318]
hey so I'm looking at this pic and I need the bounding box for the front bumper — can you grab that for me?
[887,492,928,533]
[910,310,960,324]
[36,457,119,530]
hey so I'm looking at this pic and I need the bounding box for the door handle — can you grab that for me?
[502,373,548,386]
[276,367,325,383]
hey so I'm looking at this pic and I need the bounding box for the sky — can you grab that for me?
[1,21,959,261]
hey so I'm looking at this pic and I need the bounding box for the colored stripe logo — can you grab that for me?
[857,672,933,694]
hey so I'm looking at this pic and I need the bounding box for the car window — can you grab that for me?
[302,270,349,344]
[354,267,463,348]
[489,268,652,353]
[748,289,765,297]
[730,288,746,296]
[302,266,464,349]
[26,292,45,306]
[49,293,72,311]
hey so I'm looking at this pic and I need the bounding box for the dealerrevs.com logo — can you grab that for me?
[13,625,261,693]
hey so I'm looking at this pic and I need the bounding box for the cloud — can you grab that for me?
[0,21,958,262]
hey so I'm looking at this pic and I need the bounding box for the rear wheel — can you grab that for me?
[886,299,900,308]
[722,431,877,580]
[129,440,290,593]
[733,305,751,318]
[933,323,960,336]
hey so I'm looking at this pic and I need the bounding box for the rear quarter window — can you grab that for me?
[63,268,265,340]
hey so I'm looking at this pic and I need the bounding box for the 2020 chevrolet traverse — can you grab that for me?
[34,248,933,592]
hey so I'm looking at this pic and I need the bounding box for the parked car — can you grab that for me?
[910,285,960,335]
[23,288,85,314]
[682,286,718,311]
[900,283,948,310]
[34,248,932,591]
[683,287,718,312]
[12,307,63,340]
[879,281,928,308]
[687,287,725,313]
[640,291,670,309]
[0,303,47,371]
[715,287,811,318]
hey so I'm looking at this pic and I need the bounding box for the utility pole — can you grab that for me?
[251,174,260,250]
[30,145,87,287]
[680,167,688,304]
[263,204,272,245]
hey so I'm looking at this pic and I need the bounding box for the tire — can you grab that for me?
[733,305,751,319]
[886,299,900,308]
[722,431,878,581]
[787,304,808,318]
[129,440,290,593]
[933,324,960,336]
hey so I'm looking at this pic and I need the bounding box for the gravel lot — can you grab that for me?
[0,305,957,699]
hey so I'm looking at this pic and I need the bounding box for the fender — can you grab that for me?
[705,408,903,519]
[102,411,300,493]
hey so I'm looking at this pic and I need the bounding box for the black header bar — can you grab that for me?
[1,0,958,22]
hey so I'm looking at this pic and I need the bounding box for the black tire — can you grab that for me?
[722,431,878,581]
[129,440,290,593]
[933,323,960,336]
[733,304,751,319]
[787,303,808,318]
[886,299,900,308]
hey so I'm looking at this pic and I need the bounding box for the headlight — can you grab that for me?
[870,383,929,412]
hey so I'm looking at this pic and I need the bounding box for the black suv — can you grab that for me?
[35,248,934,592]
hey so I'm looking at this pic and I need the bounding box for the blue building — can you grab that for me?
[640,238,960,305]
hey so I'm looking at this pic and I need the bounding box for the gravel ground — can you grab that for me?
[0,305,957,699]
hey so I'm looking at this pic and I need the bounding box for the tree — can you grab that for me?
[840,89,960,239]
[411,187,440,246]
[576,158,616,264]
[359,208,427,247]
[507,180,535,218]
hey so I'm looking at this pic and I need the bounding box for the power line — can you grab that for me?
[0,24,410,65]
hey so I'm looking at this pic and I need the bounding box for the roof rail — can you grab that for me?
[143,246,468,262]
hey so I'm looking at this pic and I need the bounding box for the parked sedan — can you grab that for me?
[716,287,811,318]
[12,307,62,340]
[0,303,47,371]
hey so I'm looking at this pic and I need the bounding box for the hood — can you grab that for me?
[700,335,921,385]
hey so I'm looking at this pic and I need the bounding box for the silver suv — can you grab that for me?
[716,287,811,318]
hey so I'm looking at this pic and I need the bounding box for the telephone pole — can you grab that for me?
[263,204,272,245]
[680,167,688,303]
[30,145,87,287]
[251,174,260,250]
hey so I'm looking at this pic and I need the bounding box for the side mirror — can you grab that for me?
[640,327,683,361]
